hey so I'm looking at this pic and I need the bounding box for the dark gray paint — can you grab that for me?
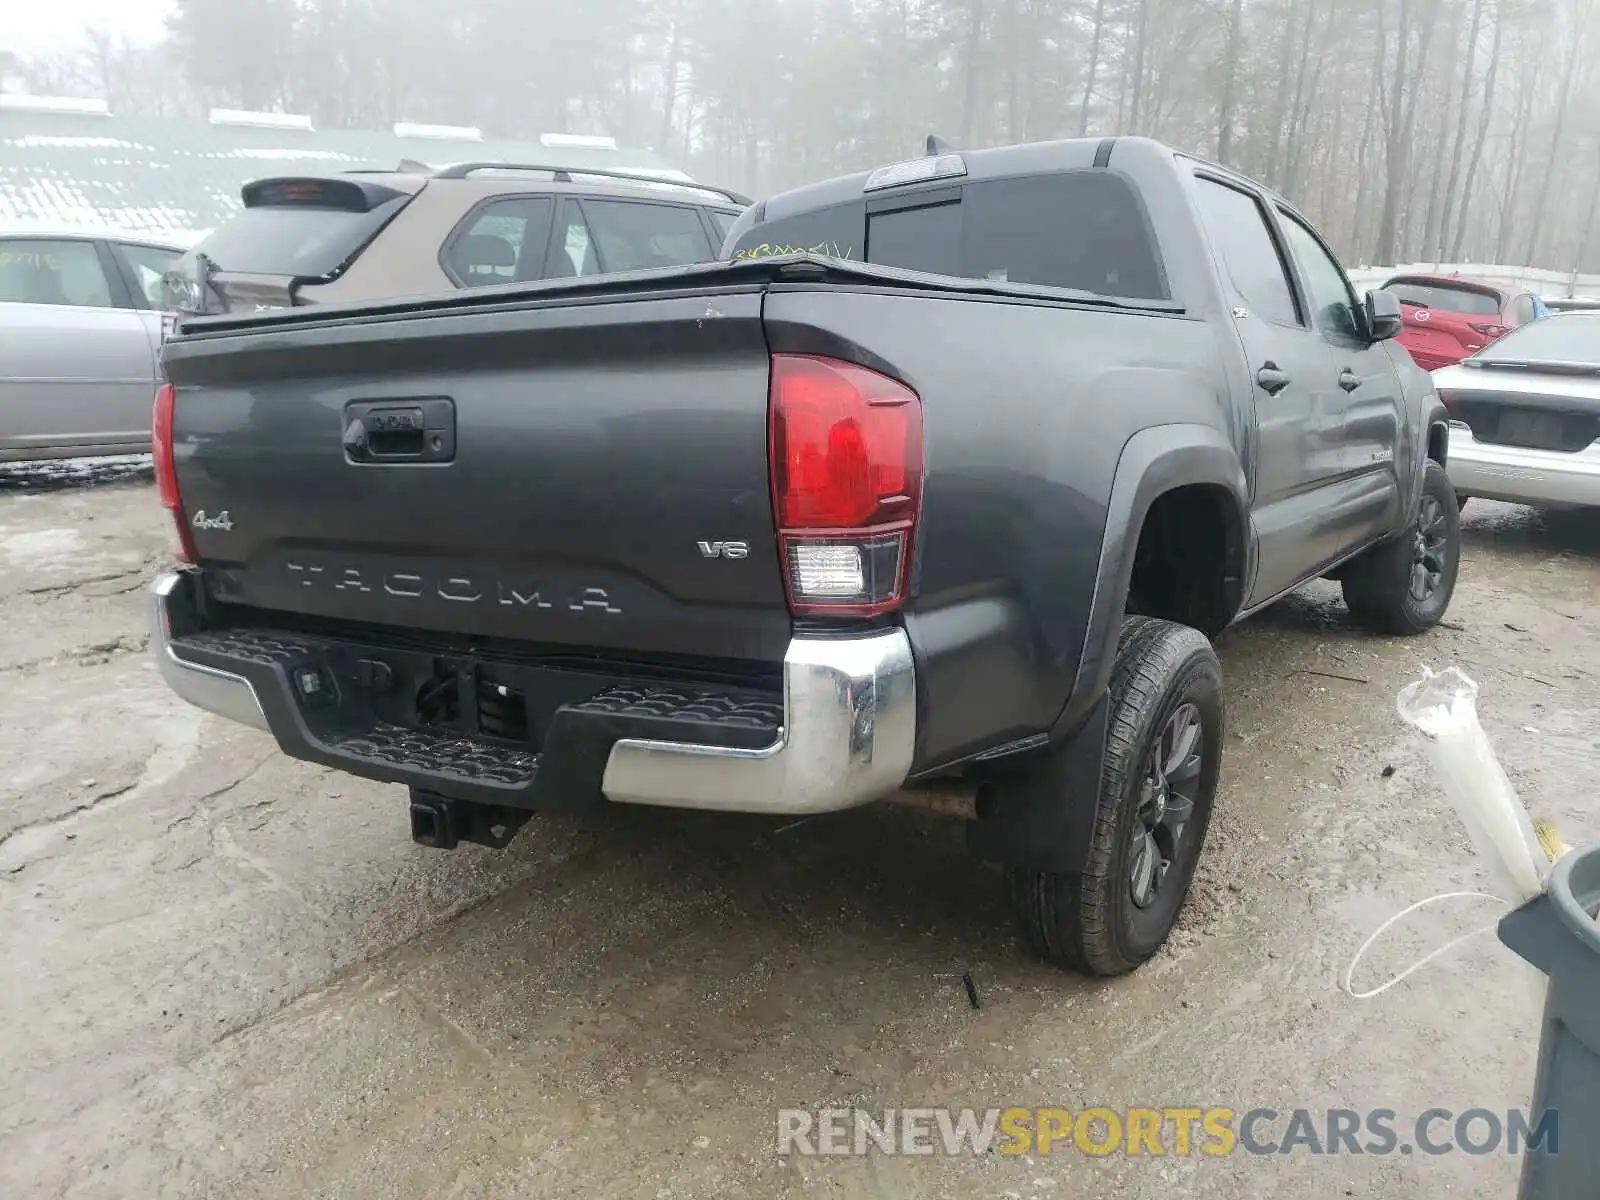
[162,136,1446,777]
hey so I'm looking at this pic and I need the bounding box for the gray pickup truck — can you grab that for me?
[149,136,1458,976]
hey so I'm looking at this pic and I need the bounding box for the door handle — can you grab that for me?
[1338,368,1361,393]
[1255,362,1291,395]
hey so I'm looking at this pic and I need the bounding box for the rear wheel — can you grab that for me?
[1005,617,1223,977]
[1342,459,1460,635]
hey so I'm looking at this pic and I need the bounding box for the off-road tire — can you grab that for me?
[1005,617,1223,977]
[1342,459,1460,635]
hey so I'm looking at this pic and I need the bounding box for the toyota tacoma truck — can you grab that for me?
[149,136,1458,976]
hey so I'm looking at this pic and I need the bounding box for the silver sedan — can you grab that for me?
[1433,312,1600,510]
[1,228,185,462]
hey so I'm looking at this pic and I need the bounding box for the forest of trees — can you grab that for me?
[6,0,1600,272]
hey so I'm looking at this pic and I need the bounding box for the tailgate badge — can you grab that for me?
[192,509,235,532]
[698,540,750,560]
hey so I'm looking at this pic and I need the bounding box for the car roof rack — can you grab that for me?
[430,161,751,206]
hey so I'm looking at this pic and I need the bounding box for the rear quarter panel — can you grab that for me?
[763,286,1236,771]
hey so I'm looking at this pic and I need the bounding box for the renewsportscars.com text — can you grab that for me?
[776,1106,1559,1158]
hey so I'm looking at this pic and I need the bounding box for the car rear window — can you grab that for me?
[1383,281,1503,317]
[1472,313,1600,366]
[729,171,1169,300]
[191,191,410,279]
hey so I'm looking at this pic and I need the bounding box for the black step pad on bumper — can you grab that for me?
[168,626,782,810]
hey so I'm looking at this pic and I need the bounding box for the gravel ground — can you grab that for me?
[1,469,1597,1199]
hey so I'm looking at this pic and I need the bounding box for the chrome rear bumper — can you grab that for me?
[150,571,268,731]
[150,570,917,815]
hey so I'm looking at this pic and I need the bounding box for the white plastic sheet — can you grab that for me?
[1397,666,1548,903]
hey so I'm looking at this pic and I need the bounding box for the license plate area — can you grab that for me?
[1495,409,1569,452]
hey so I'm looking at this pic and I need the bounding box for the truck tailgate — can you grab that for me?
[161,287,789,663]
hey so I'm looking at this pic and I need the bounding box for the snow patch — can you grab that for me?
[0,527,85,567]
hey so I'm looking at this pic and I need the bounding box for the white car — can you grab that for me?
[0,227,185,462]
[1433,312,1600,510]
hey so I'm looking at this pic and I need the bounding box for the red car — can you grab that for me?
[1380,274,1543,370]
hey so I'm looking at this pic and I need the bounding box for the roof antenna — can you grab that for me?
[926,134,956,156]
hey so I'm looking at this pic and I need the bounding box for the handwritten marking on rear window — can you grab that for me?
[733,241,856,261]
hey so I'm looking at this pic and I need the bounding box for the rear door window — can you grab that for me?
[0,238,114,308]
[1192,178,1299,326]
[960,173,1167,297]
[1382,281,1503,317]
[444,196,554,286]
[578,200,716,273]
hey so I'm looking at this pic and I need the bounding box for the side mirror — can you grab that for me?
[1365,289,1403,342]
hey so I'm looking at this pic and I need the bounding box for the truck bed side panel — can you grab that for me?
[763,286,1232,771]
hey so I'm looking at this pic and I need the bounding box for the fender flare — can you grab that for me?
[965,424,1248,874]
[1053,423,1249,738]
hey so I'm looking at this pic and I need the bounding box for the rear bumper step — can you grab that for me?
[149,570,916,815]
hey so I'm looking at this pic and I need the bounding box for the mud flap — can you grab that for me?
[965,694,1109,873]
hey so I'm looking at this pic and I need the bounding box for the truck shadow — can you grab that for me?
[1458,498,1600,561]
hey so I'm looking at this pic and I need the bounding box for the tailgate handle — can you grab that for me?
[343,399,456,464]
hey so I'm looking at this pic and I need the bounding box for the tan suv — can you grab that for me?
[166,163,749,315]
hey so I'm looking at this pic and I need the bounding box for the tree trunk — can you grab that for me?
[1126,0,1150,134]
[960,0,987,145]
[1434,0,1485,261]
[1264,0,1301,187]
[1215,0,1245,163]
[1280,0,1321,195]
[1416,4,1464,262]
[1495,51,1542,262]
[1079,0,1107,137]
[1372,0,1409,266]
[657,0,681,153]
[1449,0,1502,260]
[1522,0,1593,265]
[1573,142,1600,284]
[1350,39,1381,262]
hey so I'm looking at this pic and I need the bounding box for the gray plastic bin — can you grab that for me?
[1497,842,1600,1200]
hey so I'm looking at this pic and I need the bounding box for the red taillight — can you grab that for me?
[769,354,923,617]
[152,383,198,564]
[1470,322,1510,338]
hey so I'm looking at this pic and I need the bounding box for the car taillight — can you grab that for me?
[152,382,198,564]
[769,354,923,617]
[1470,322,1510,338]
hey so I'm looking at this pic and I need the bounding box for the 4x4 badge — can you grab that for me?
[192,509,235,532]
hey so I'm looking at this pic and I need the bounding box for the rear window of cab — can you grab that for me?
[728,170,1169,301]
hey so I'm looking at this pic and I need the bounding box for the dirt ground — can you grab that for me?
[2,463,1596,1200]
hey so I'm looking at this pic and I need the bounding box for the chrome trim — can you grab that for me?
[149,570,269,731]
[602,629,917,815]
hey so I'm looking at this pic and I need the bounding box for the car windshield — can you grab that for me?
[1470,313,1600,366]
[1383,280,1502,316]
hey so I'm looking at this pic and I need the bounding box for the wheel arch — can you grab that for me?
[1052,424,1249,740]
